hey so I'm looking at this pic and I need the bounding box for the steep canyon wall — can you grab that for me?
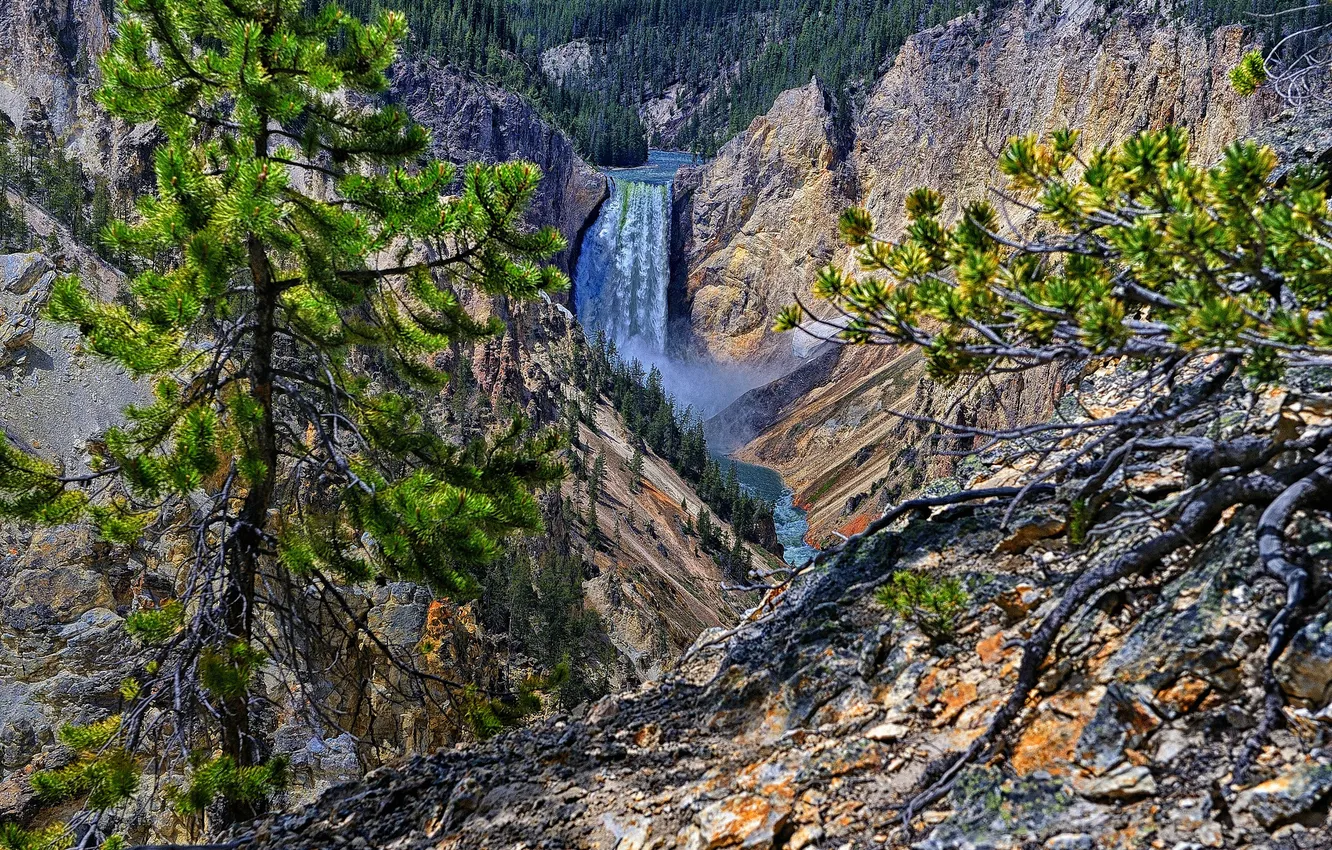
[676,0,1276,540]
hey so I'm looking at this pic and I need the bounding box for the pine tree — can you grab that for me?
[0,0,566,840]
[586,451,606,538]
[88,178,113,260]
[696,509,715,550]
[0,190,27,252]
[628,446,644,493]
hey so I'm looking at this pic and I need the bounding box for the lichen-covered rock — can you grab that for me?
[233,477,1327,849]
[1072,764,1158,802]
[1275,599,1332,708]
[1073,684,1162,775]
[692,792,789,849]
[918,766,1107,850]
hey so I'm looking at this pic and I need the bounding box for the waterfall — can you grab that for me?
[574,179,671,354]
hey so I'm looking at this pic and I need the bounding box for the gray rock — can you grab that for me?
[1075,684,1162,774]
[389,61,606,278]
[0,680,46,771]
[1275,599,1332,707]
[1234,762,1332,829]
[1074,764,1159,802]
[1153,728,1191,766]
[921,766,1107,849]
[0,252,51,295]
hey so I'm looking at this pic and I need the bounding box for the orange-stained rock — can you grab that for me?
[837,514,872,538]
[916,670,941,704]
[995,584,1046,620]
[634,723,663,748]
[1155,675,1210,716]
[823,745,882,777]
[994,517,1066,553]
[931,681,978,727]
[1011,712,1082,776]
[976,632,1010,666]
[1011,689,1100,775]
[695,793,790,849]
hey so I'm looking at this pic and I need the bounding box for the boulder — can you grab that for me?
[0,252,51,295]
[693,792,790,849]
[863,721,909,742]
[1234,762,1332,829]
[1275,600,1332,707]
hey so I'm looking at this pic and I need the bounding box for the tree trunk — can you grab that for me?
[219,118,278,825]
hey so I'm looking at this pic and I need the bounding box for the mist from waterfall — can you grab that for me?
[574,180,671,355]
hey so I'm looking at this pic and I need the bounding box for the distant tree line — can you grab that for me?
[327,0,1331,165]
[328,0,650,165]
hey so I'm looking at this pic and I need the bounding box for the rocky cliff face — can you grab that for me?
[392,60,608,278]
[0,0,108,138]
[0,0,156,195]
[671,80,850,365]
[850,0,1265,239]
[678,0,1275,540]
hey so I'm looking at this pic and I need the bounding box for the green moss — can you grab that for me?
[1067,498,1091,546]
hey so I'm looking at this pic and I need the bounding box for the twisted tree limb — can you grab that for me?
[1235,452,1332,783]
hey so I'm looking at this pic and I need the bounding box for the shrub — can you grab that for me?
[874,570,970,640]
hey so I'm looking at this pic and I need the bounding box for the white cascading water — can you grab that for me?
[574,180,671,354]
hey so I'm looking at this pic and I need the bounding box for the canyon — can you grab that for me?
[670,0,1276,543]
[0,0,764,827]
[1,0,1331,847]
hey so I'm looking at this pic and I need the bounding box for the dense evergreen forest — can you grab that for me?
[507,0,984,156]
[331,0,1332,165]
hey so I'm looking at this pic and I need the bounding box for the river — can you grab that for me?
[712,456,817,568]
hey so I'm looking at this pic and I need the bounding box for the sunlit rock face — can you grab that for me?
[671,78,850,367]
[0,0,158,197]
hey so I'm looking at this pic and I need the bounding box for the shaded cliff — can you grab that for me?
[392,60,608,278]
[0,0,155,197]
